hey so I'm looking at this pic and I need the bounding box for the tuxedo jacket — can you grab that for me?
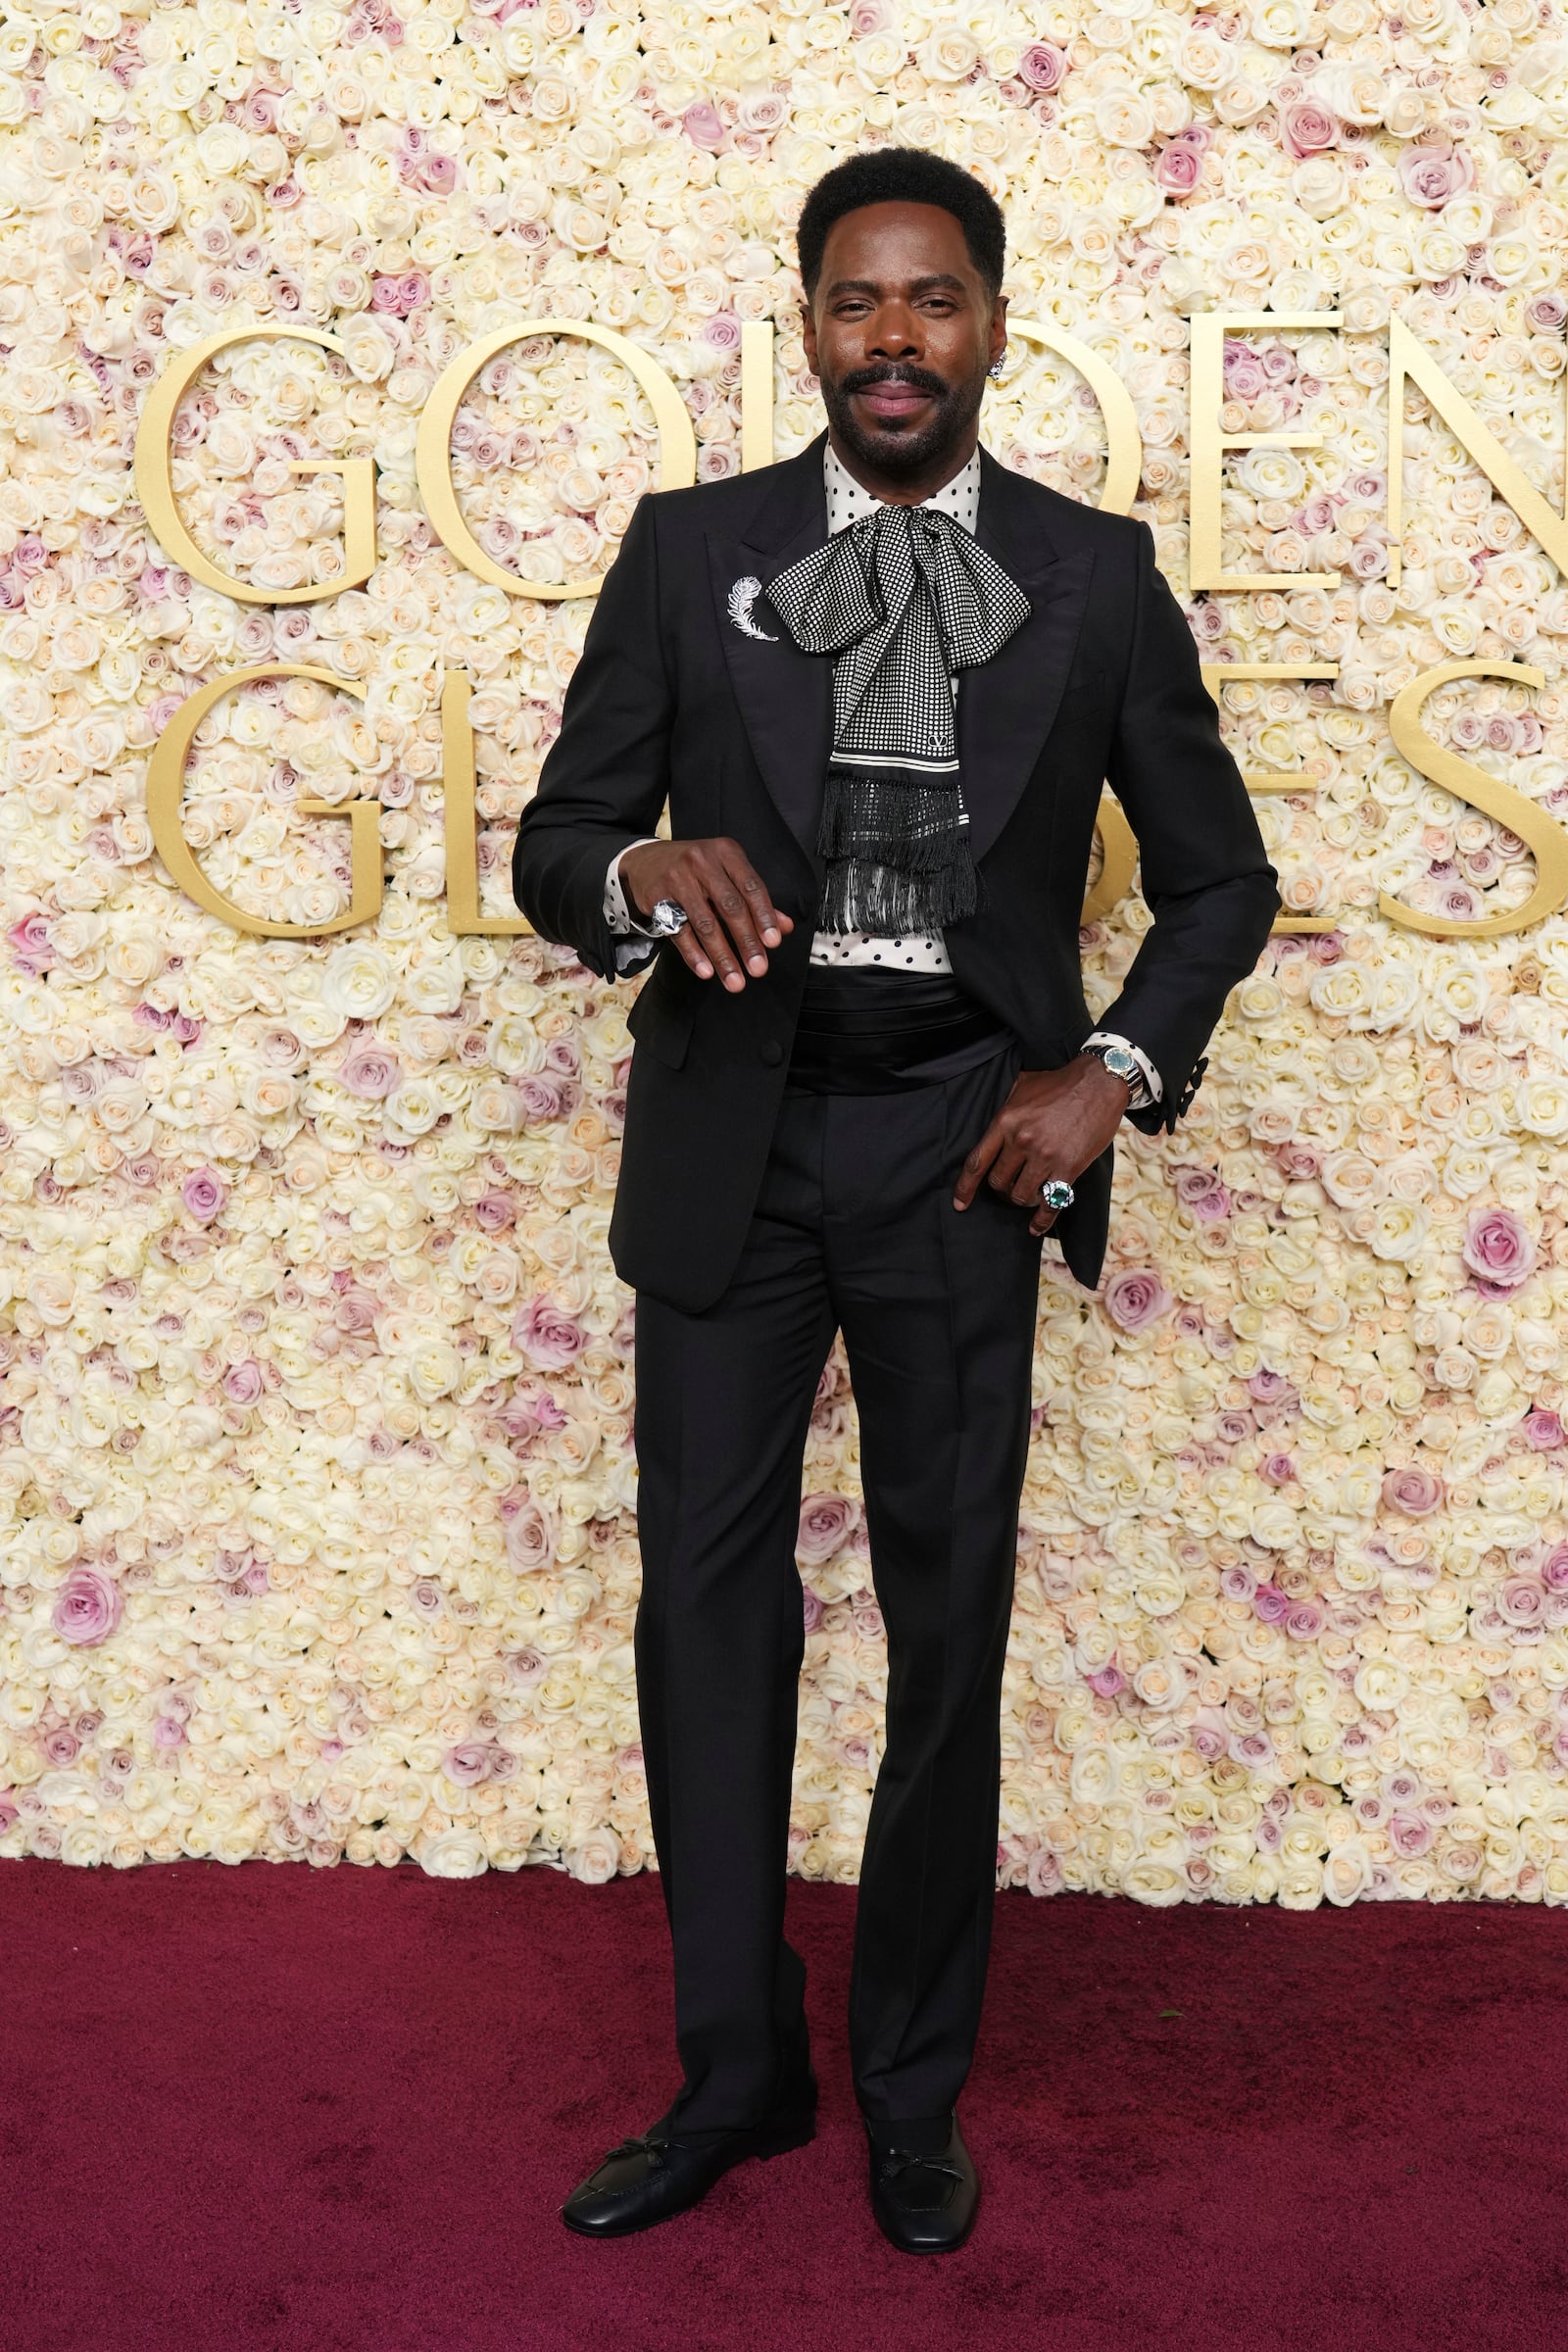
[513,435,1278,1312]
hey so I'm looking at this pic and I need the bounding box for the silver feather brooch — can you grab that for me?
[727,574,777,643]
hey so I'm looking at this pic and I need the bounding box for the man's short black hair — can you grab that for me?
[796,148,1005,300]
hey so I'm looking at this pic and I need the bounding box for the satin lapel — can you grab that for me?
[710,442,832,867]
[960,456,1096,864]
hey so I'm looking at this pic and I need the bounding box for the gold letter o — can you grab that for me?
[416,318,697,600]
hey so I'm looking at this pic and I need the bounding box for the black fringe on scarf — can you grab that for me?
[815,764,979,933]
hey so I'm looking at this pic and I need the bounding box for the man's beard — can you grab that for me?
[819,361,986,480]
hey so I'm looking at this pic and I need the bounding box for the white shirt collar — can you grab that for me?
[823,442,982,538]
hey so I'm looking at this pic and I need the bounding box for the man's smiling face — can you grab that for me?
[801,199,1007,492]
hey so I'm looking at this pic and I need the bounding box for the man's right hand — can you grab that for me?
[619,838,794,992]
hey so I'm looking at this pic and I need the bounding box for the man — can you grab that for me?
[514,147,1277,2254]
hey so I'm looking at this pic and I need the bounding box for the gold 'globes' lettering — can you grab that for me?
[135,318,1568,943]
[146,665,383,937]
[1382,662,1568,939]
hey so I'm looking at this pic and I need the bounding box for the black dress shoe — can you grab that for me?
[866,2113,978,2255]
[563,2096,816,2238]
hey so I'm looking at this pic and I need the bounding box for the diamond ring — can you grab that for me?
[1039,1178,1075,1212]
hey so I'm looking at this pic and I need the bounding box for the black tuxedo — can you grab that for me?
[514,434,1278,1312]
[513,439,1276,2141]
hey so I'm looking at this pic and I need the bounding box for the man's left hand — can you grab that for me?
[954,1056,1131,1236]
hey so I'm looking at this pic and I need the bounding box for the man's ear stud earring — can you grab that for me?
[988,352,1006,379]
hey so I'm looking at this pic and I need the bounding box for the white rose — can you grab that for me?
[420,1828,489,1879]
[321,942,397,1021]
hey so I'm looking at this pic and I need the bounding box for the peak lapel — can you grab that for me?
[710,439,831,868]
[960,453,1096,865]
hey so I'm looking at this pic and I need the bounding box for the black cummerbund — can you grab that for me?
[787,968,1011,1096]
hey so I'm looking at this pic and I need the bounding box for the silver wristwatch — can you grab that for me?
[1082,1039,1143,1093]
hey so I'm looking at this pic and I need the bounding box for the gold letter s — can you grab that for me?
[1382,661,1568,939]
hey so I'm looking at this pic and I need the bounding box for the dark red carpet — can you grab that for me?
[3,1862,1567,2352]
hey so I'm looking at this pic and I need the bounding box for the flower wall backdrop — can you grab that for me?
[6,0,1568,1904]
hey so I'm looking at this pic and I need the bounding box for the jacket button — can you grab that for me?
[760,1040,784,1067]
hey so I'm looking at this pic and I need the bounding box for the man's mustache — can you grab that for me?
[835,364,951,401]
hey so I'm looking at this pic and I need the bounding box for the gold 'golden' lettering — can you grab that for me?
[134,328,376,606]
[1387,321,1568,591]
[1004,318,1143,515]
[1188,313,1343,593]
[415,319,696,600]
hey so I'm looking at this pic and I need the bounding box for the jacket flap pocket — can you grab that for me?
[626,976,695,1069]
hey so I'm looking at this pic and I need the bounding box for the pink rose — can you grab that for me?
[1154,142,1204,197]
[52,1566,122,1647]
[1085,1664,1125,1697]
[1230,1728,1274,1768]
[1389,1810,1434,1858]
[444,1740,492,1786]
[222,1360,264,1405]
[338,1043,401,1098]
[849,0,888,28]
[503,1494,556,1571]
[1397,140,1473,210]
[1279,100,1337,159]
[1018,42,1068,91]
[1382,1465,1443,1515]
[1190,1710,1228,1762]
[1175,1165,1231,1222]
[1542,1544,1568,1592]
[1524,1408,1564,1451]
[1499,1578,1544,1628]
[1102,1267,1172,1333]
[10,911,51,969]
[181,1166,225,1224]
[335,1288,380,1335]
[703,314,742,350]
[1025,1847,1063,1896]
[1223,343,1268,400]
[1253,1584,1290,1624]
[797,1494,854,1563]
[474,1189,515,1231]
[516,1074,574,1124]
[1527,292,1568,334]
[682,101,726,151]
[514,1295,585,1370]
[1463,1206,1537,1292]
[1262,1453,1296,1485]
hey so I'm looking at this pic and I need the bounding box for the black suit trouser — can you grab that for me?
[632,1049,1042,2133]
